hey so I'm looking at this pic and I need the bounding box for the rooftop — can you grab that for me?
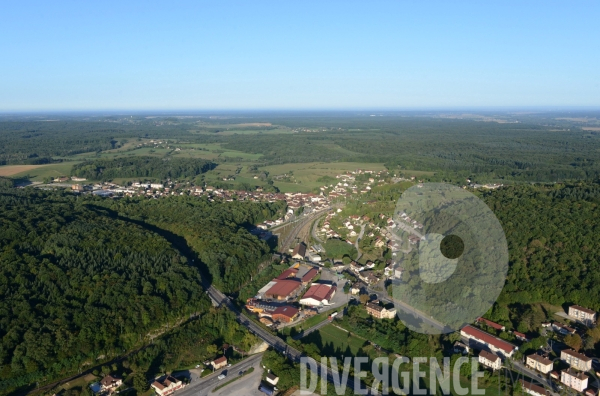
[366,302,385,312]
[272,305,299,318]
[302,283,336,302]
[477,317,505,330]
[301,268,319,282]
[519,380,548,396]
[292,243,307,257]
[213,356,227,364]
[527,354,553,366]
[264,279,302,298]
[479,350,500,363]
[561,349,592,362]
[461,325,517,354]
[570,305,596,315]
[562,369,589,380]
[276,268,299,280]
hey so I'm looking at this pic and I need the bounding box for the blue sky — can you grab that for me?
[1,1,599,110]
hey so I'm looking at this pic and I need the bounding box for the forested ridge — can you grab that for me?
[0,120,196,165]
[71,157,216,181]
[0,189,208,390]
[483,183,600,311]
[94,195,286,292]
[0,189,284,394]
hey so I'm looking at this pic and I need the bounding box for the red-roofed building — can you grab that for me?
[526,354,553,374]
[478,350,501,370]
[561,369,589,393]
[514,331,529,342]
[151,376,183,396]
[519,380,549,396]
[271,306,299,323]
[299,284,336,306]
[264,279,302,301]
[301,268,319,284]
[477,317,506,331]
[211,356,228,370]
[276,268,299,280]
[561,349,592,371]
[100,375,122,392]
[460,325,517,358]
[568,305,597,326]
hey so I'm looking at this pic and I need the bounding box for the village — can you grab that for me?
[48,167,600,396]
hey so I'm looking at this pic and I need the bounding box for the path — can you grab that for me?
[354,224,366,261]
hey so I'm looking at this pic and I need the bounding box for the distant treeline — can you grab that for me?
[71,157,216,181]
[3,116,600,183]
[221,118,600,182]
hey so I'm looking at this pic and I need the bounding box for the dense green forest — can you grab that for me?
[2,114,600,183]
[0,188,284,394]
[71,157,216,181]
[0,119,203,165]
[0,189,209,391]
[222,119,600,182]
[94,195,286,292]
[481,183,600,328]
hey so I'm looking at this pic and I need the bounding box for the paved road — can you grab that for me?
[176,354,264,396]
[395,220,423,239]
[206,286,379,394]
[354,224,366,261]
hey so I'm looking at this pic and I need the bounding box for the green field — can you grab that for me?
[11,162,81,181]
[307,324,367,356]
[262,162,388,192]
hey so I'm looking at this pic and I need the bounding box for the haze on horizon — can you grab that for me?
[1,1,599,111]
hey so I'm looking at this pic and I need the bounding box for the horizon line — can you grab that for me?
[1,105,600,116]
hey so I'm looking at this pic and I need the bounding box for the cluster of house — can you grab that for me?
[320,169,390,199]
[458,305,599,395]
[246,261,337,326]
[318,210,404,255]
[466,182,504,190]
[522,349,595,395]
[348,259,400,286]
[395,211,424,231]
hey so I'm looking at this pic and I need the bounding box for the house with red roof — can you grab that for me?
[211,356,228,370]
[519,379,549,396]
[513,331,530,342]
[271,306,299,323]
[151,376,183,396]
[299,284,336,306]
[477,317,506,331]
[460,325,517,358]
